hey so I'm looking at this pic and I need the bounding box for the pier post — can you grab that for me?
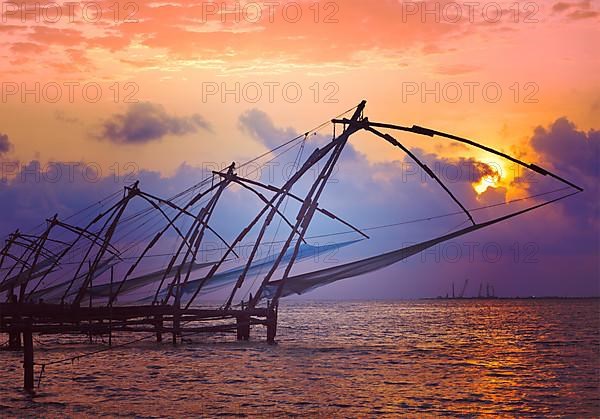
[8,298,22,350]
[236,314,250,341]
[155,315,163,343]
[88,263,93,344]
[236,316,242,340]
[23,320,34,392]
[172,310,180,345]
[8,329,22,350]
[108,266,113,347]
[172,286,181,346]
[266,303,278,345]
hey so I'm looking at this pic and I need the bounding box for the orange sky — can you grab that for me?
[0,0,598,298]
[0,0,598,180]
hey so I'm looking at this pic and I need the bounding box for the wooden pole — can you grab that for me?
[88,261,93,344]
[236,316,243,341]
[266,301,277,345]
[252,101,366,307]
[235,315,250,341]
[172,285,180,346]
[7,292,21,350]
[108,266,113,347]
[23,319,34,392]
[155,314,163,343]
[236,302,250,341]
[9,328,22,350]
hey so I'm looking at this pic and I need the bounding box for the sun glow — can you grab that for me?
[472,162,504,195]
[473,175,499,194]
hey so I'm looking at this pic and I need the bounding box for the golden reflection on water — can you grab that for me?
[1,299,598,417]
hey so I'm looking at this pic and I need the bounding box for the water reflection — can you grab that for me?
[1,299,598,416]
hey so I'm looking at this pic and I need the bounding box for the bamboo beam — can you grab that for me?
[364,126,475,226]
[345,119,584,192]
[252,100,367,307]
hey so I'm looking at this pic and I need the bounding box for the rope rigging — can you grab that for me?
[0,101,583,311]
[1,100,585,392]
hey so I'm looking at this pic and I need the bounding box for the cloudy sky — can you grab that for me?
[0,0,598,298]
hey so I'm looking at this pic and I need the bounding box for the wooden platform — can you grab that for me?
[0,302,274,334]
[0,302,278,392]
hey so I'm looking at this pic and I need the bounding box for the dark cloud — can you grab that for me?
[238,108,360,163]
[97,102,212,144]
[0,133,12,155]
[528,117,599,228]
[531,117,599,179]
[415,150,500,184]
[0,161,207,239]
[238,109,299,149]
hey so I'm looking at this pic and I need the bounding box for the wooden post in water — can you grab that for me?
[236,300,243,341]
[172,285,180,346]
[236,300,250,341]
[266,301,278,345]
[108,266,113,347]
[23,319,34,392]
[88,262,93,344]
[236,315,244,341]
[7,291,21,350]
[155,314,163,343]
[8,329,22,350]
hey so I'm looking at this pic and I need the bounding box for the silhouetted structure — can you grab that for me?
[0,101,582,391]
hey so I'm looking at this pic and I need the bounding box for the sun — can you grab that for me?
[473,176,498,194]
[472,162,503,195]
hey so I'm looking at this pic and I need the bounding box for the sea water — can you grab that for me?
[1,299,598,417]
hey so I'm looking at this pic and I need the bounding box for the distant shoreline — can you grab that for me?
[421,296,600,300]
[282,297,600,302]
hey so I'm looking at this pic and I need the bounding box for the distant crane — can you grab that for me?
[458,278,469,298]
[484,283,498,298]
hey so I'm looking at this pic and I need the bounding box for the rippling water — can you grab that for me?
[1,299,599,417]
